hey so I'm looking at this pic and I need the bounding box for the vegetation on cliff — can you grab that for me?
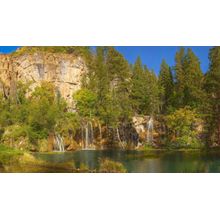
[13,46,91,59]
[0,79,81,151]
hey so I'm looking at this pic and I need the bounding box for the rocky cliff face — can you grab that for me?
[132,116,162,146]
[0,52,87,108]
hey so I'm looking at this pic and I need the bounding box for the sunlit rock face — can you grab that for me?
[132,116,162,145]
[0,52,87,109]
[0,55,12,98]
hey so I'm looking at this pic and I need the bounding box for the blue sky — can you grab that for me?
[0,46,19,54]
[0,46,212,74]
[115,46,212,74]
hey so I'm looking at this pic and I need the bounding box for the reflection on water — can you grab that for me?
[33,150,220,173]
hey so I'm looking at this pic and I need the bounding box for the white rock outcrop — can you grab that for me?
[0,52,87,108]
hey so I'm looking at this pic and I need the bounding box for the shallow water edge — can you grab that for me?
[1,148,220,173]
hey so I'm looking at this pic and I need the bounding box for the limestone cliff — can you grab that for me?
[0,52,87,108]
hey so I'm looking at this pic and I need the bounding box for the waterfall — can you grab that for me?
[82,122,95,150]
[116,127,125,149]
[85,123,89,149]
[98,122,102,139]
[98,122,104,149]
[89,121,94,147]
[81,126,84,149]
[147,117,154,144]
[54,134,65,152]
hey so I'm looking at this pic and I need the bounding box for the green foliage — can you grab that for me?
[83,47,132,127]
[1,46,219,150]
[204,46,220,146]
[130,56,145,113]
[131,57,160,115]
[2,124,28,140]
[99,158,127,173]
[27,82,64,140]
[0,94,11,128]
[106,47,132,122]
[0,81,68,148]
[0,144,23,164]
[73,88,97,118]
[89,47,112,124]
[79,163,89,172]
[145,69,160,115]
[158,59,174,113]
[175,47,185,104]
[174,48,205,109]
[14,46,91,58]
[56,112,80,137]
[166,107,203,148]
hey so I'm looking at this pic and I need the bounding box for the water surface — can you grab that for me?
[34,150,220,173]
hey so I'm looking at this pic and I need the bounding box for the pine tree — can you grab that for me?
[145,68,160,114]
[106,47,132,123]
[174,48,204,109]
[88,47,111,124]
[204,46,220,146]
[175,47,185,106]
[130,56,146,114]
[158,59,174,113]
[131,57,160,115]
[182,48,204,108]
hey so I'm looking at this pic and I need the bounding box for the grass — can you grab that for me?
[0,145,77,172]
[137,143,204,152]
[0,145,92,172]
[0,145,24,164]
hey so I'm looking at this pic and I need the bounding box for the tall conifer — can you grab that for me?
[158,59,174,113]
[204,46,220,146]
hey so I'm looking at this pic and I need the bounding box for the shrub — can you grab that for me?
[79,163,89,172]
[99,158,127,173]
[73,88,97,118]
[0,145,23,164]
[165,107,203,148]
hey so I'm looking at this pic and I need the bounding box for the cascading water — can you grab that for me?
[54,134,65,152]
[98,122,102,139]
[85,123,89,149]
[81,126,84,148]
[147,117,154,144]
[82,122,95,150]
[89,122,94,147]
[98,122,104,149]
[116,127,125,149]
